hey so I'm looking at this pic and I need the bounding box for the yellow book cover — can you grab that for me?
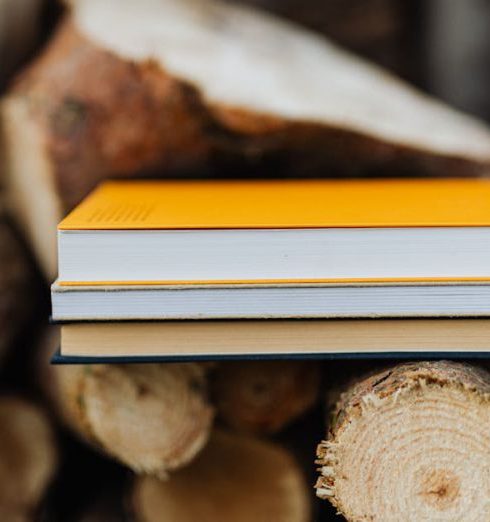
[59,178,490,231]
[57,178,490,286]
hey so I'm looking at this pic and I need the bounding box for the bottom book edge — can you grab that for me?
[51,349,490,364]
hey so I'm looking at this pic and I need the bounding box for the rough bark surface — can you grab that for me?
[131,430,311,522]
[5,20,218,212]
[0,396,58,521]
[212,361,321,435]
[50,363,214,476]
[315,361,490,521]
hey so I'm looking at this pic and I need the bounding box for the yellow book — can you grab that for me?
[57,179,490,285]
[60,178,490,230]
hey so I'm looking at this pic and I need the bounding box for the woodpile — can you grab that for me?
[1,2,490,521]
[316,361,490,521]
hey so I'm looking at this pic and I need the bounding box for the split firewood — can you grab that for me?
[0,216,34,362]
[315,361,490,521]
[131,430,311,522]
[49,363,214,476]
[212,361,321,435]
[4,0,490,278]
[0,396,58,522]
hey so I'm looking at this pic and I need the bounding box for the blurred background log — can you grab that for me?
[45,363,214,476]
[212,361,321,435]
[131,430,311,522]
[0,396,58,521]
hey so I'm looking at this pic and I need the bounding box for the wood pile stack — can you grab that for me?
[0,0,489,520]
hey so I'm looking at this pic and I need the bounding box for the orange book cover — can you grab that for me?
[58,178,490,231]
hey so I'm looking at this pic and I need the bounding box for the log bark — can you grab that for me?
[212,361,321,435]
[0,396,58,522]
[0,216,34,362]
[315,360,490,521]
[4,0,490,278]
[131,430,311,522]
[50,363,214,476]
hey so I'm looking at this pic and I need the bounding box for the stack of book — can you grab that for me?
[51,178,490,362]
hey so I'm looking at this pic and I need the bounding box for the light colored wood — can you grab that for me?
[51,363,214,476]
[1,99,62,280]
[132,430,311,522]
[316,361,490,521]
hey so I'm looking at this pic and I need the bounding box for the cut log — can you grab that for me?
[4,0,490,278]
[0,396,58,522]
[212,361,321,435]
[0,216,34,362]
[50,363,214,476]
[131,430,311,522]
[315,361,490,521]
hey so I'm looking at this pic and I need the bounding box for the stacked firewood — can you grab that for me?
[1,1,490,520]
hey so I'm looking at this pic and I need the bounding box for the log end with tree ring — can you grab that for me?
[315,361,490,521]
